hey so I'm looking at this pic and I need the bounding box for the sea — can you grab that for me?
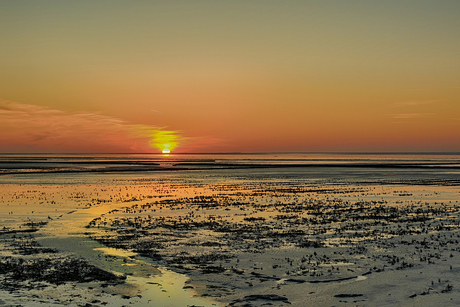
[1,153,460,184]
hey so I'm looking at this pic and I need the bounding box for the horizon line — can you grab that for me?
[1,151,460,155]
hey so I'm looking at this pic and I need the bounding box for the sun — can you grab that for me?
[148,130,181,153]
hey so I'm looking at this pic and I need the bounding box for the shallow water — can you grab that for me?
[35,194,220,307]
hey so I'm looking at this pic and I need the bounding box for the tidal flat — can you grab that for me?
[1,154,460,306]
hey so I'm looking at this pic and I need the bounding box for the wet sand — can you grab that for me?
[1,157,460,306]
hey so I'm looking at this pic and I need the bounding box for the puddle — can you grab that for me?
[94,247,137,258]
[124,268,218,307]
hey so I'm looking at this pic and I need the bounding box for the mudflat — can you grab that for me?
[1,155,460,306]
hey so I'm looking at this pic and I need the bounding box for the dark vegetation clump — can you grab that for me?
[0,233,123,290]
[0,255,123,285]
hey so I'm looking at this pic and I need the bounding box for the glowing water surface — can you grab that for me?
[37,199,220,307]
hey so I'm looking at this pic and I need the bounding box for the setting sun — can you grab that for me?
[149,130,181,153]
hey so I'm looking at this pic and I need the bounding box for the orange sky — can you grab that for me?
[0,1,459,153]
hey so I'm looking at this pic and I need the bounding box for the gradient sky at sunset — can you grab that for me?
[1,1,459,153]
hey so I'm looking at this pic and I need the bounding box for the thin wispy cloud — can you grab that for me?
[390,100,444,108]
[0,100,158,153]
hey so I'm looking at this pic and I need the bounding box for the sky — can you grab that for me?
[0,0,459,153]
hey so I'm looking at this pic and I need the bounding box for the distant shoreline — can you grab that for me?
[1,152,460,156]
[2,153,460,176]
